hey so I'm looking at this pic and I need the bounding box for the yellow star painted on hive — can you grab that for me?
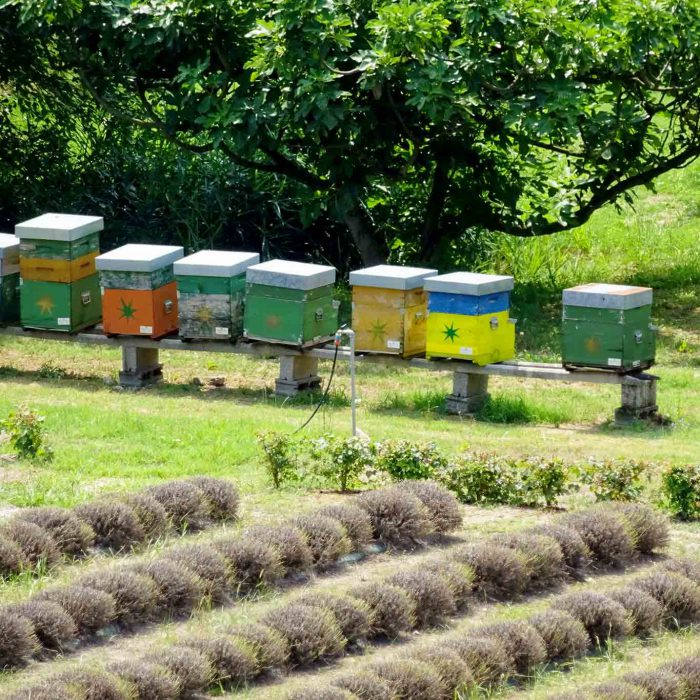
[196,306,213,326]
[36,296,55,316]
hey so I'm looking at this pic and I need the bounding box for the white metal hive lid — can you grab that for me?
[174,250,260,277]
[246,259,336,290]
[563,283,653,310]
[0,233,19,260]
[95,244,184,273]
[349,264,438,290]
[15,213,104,242]
[424,271,514,295]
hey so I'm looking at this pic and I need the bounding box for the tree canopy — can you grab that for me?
[4,0,700,264]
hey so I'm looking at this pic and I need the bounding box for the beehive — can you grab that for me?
[561,283,656,372]
[16,213,103,332]
[0,233,20,324]
[243,260,337,346]
[425,272,516,365]
[349,264,437,357]
[96,244,183,338]
[174,250,260,340]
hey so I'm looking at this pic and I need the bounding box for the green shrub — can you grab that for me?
[258,431,300,489]
[310,435,374,491]
[375,439,447,481]
[510,456,569,507]
[661,464,700,520]
[1,406,53,462]
[579,458,648,502]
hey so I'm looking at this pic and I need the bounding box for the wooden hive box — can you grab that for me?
[16,213,103,332]
[174,250,260,341]
[96,244,183,338]
[425,272,516,365]
[562,283,656,372]
[243,259,337,346]
[349,264,437,357]
[0,233,20,324]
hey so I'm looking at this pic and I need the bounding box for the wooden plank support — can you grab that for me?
[275,355,321,397]
[119,347,162,388]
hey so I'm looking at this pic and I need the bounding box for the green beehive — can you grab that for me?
[16,213,103,332]
[0,233,20,324]
[243,259,338,346]
[174,250,260,340]
[562,283,656,372]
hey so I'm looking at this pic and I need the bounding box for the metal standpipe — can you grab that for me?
[335,327,358,437]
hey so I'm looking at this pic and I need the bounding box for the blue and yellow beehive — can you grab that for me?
[424,272,516,365]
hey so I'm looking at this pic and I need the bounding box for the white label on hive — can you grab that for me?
[386,340,401,349]
[608,357,622,367]
[215,327,229,336]
[57,317,70,326]
[459,347,473,356]
[633,360,641,367]
[140,325,153,334]
[19,278,23,286]
[100,287,105,296]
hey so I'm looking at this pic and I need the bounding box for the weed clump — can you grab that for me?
[81,569,158,627]
[633,572,700,626]
[185,635,258,686]
[318,503,374,549]
[609,587,664,635]
[121,493,169,540]
[15,507,93,555]
[229,623,290,672]
[445,636,513,685]
[530,609,590,661]
[533,523,591,573]
[13,600,77,651]
[0,609,39,669]
[187,476,240,522]
[371,658,443,700]
[2,519,60,567]
[624,669,684,700]
[0,535,25,577]
[296,592,371,643]
[333,671,395,700]
[477,620,547,674]
[215,536,285,592]
[349,582,416,638]
[553,591,632,645]
[293,514,352,569]
[492,532,566,590]
[163,544,231,602]
[147,480,209,530]
[38,585,116,635]
[262,602,346,667]
[454,542,529,600]
[110,659,180,700]
[389,568,456,627]
[608,503,670,554]
[561,510,635,567]
[409,647,474,697]
[397,480,463,534]
[74,501,145,551]
[356,487,433,548]
[131,559,206,616]
[148,645,214,695]
[244,524,314,575]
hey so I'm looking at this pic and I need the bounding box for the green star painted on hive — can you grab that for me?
[443,322,459,343]
[370,319,387,342]
[119,298,137,321]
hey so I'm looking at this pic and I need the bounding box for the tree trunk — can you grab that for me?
[343,209,386,266]
[419,156,451,261]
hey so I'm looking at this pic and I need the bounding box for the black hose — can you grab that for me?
[293,339,340,434]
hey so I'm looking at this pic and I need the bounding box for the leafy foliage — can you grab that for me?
[578,459,648,502]
[661,464,700,520]
[258,432,300,489]
[1,406,53,462]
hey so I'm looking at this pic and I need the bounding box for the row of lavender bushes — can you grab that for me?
[0,477,240,579]
[6,498,674,699]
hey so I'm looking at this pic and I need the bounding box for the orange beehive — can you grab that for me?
[102,282,179,338]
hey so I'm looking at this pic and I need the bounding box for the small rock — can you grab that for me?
[208,376,226,387]
[191,377,204,386]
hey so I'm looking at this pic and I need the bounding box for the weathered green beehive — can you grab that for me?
[0,233,20,324]
[562,283,656,372]
[174,250,260,340]
[243,259,337,346]
[16,213,103,332]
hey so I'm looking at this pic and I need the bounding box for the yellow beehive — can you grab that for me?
[425,272,516,365]
[19,251,98,284]
[350,265,437,357]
